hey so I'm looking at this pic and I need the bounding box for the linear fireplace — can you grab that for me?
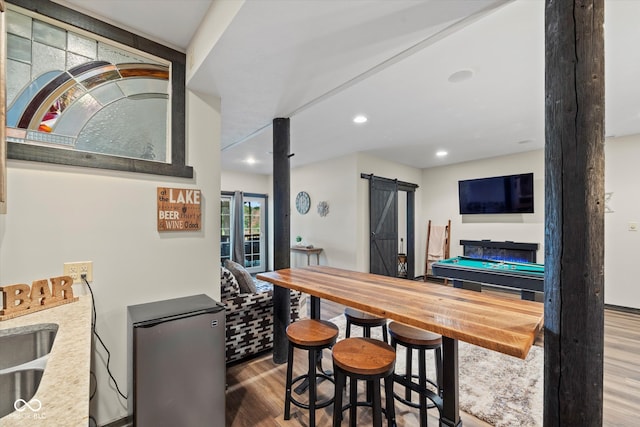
[460,240,538,263]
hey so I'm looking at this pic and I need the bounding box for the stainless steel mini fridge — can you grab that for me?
[127,294,225,427]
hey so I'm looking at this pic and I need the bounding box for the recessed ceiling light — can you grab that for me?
[436,150,448,157]
[447,69,474,83]
[246,158,257,165]
[353,115,368,124]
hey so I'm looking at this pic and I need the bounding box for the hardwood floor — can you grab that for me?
[226,292,640,426]
[603,309,640,426]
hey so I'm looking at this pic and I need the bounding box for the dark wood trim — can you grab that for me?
[221,191,267,199]
[0,1,6,214]
[6,0,192,178]
[406,190,415,280]
[544,0,605,424]
[605,304,640,316]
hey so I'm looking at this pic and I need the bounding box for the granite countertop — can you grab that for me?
[0,296,92,426]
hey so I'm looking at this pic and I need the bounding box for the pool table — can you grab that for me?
[431,256,544,300]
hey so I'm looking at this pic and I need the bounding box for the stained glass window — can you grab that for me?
[5,7,169,163]
[4,2,190,177]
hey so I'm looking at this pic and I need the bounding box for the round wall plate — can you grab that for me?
[296,191,310,214]
[317,201,329,217]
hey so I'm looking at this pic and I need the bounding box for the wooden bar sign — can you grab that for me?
[1,276,78,321]
[157,187,202,232]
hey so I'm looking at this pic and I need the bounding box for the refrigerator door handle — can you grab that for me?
[134,309,222,328]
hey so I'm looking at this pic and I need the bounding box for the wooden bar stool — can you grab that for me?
[388,321,443,427]
[331,337,396,427]
[285,319,339,427]
[344,307,388,342]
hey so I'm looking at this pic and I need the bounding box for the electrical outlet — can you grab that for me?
[63,261,93,284]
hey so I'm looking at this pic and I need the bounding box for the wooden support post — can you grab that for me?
[272,117,291,364]
[544,1,605,425]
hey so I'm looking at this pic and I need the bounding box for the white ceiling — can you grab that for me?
[58,0,640,175]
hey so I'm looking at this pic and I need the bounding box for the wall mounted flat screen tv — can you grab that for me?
[458,173,534,214]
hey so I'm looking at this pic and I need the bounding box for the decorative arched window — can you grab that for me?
[5,0,192,178]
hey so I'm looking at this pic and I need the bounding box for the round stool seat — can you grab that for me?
[332,337,396,376]
[388,322,443,427]
[284,319,339,427]
[344,307,389,342]
[287,319,339,347]
[332,338,397,426]
[388,321,442,348]
[344,307,387,326]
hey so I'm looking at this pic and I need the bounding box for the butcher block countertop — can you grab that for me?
[258,266,544,359]
[0,295,92,426]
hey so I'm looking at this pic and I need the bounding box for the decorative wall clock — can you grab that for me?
[295,191,311,214]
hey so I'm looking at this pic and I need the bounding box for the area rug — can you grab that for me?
[329,315,543,427]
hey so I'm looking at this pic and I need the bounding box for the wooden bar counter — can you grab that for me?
[258,266,544,427]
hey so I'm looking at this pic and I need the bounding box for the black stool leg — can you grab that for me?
[435,347,443,395]
[384,375,396,427]
[382,324,388,343]
[363,326,374,403]
[346,319,352,338]
[371,378,382,427]
[418,349,427,427]
[309,348,317,427]
[405,345,413,402]
[284,343,294,420]
[333,366,345,427]
[349,377,358,427]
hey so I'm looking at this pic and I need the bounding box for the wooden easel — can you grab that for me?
[424,219,451,282]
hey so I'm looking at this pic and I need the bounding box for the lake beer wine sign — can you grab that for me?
[157,187,202,231]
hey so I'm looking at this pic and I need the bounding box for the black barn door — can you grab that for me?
[369,177,398,276]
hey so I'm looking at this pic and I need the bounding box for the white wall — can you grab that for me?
[222,159,362,271]
[291,154,358,269]
[0,90,221,425]
[221,170,271,195]
[421,150,546,268]
[604,135,640,309]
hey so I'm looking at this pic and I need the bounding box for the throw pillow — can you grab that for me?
[224,259,257,294]
[220,266,240,300]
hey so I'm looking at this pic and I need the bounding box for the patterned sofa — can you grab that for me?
[221,266,302,363]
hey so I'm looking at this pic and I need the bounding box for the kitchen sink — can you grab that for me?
[0,323,58,419]
[0,369,45,418]
[0,323,58,370]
